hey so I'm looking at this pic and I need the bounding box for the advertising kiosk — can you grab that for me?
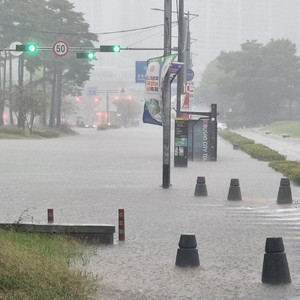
[174,104,217,166]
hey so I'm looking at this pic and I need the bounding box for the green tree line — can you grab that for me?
[197,39,300,127]
[0,0,98,130]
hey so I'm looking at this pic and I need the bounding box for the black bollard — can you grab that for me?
[277,178,293,204]
[233,142,241,150]
[262,237,291,284]
[175,234,200,267]
[194,176,208,197]
[227,178,242,201]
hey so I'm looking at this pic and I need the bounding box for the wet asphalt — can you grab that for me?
[0,125,300,299]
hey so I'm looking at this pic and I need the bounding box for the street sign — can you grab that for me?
[135,61,147,83]
[9,41,23,56]
[87,87,98,96]
[186,68,194,81]
[52,40,69,57]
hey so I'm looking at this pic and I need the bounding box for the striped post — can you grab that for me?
[47,208,54,223]
[118,208,125,241]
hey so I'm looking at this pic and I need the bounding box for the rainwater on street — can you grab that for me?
[1,125,300,300]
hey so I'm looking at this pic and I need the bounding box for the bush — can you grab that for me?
[0,125,26,138]
[218,130,255,145]
[269,161,300,186]
[219,130,300,186]
[58,123,78,135]
[32,129,60,138]
[241,143,286,161]
[291,171,300,185]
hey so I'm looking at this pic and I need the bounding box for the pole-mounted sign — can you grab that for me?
[52,40,69,57]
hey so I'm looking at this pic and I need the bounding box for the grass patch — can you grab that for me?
[0,125,78,139]
[0,230,98,300]
[261,121,300,138]
[0,126,26,139]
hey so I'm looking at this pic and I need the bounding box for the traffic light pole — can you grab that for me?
[176,0,184,118]
[162,0,172,189]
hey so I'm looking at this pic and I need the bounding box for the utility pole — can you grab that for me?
[176,0,185,118]
[162,0,172,189]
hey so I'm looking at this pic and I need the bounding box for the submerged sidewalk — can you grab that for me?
[233,127,300,161]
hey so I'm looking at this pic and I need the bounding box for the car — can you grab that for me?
[217,122,227,130]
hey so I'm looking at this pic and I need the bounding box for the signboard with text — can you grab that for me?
[188,119,212,162]
[174,118,188,167]
[135,61,147,83]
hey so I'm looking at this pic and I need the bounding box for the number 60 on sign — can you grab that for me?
[52,40,69,57]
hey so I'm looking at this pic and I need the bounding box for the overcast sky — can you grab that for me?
[70,0,300,91]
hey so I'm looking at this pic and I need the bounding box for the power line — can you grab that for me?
[0,21,174,37]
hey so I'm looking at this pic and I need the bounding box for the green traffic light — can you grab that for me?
[100,45,121,53]
[113,45,121,53]
[26,42,37,53]
[87,52,95,59]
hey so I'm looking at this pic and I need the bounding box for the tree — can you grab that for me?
[199,39,300,126]
[196,59,240,119]
[0,0,98,128]
[10,84,46,133]
[113,97,142,126]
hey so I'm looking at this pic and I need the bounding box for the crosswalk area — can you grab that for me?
[225,204,300,254]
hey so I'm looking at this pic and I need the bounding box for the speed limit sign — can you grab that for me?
[52,40,69,57]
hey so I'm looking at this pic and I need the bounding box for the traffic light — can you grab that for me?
[76,51,96,59]
[100,45,121,53]
[16,42,37,53]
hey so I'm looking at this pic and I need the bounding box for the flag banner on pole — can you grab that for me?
[160,53,177,89]
[143,54,177,126]
[170,62,184,83]
[143,57,162,125]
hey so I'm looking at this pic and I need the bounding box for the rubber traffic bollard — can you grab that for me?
[227,178,242,201]
[233,142,241,150]
[194,176,208,197]
[175,234,200,267]
[47,208,54,223]
[262,237,291,284]
[277,178,293,204]
[118,209,125,241]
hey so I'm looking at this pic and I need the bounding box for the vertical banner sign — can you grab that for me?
[143,54,177,126]
[188,119,211,161]
[143,57,162,125]
[202,119,210,161]
[136,61,183,84]
[174,118,188,167]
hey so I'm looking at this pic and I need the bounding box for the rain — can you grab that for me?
[1,0,300,299]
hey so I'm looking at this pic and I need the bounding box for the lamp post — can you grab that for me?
[288,85,294,120]
[162,0,172,189]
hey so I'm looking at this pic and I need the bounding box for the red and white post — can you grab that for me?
[118,208,125,241]
[48,208,54,223]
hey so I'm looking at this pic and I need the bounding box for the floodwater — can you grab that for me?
[0,125,300,299]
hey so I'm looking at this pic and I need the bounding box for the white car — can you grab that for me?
[217,122,227,130]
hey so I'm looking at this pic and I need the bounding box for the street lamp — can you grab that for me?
[288,85,294,120]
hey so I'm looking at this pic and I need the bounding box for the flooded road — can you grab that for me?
[1,125,300,299]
